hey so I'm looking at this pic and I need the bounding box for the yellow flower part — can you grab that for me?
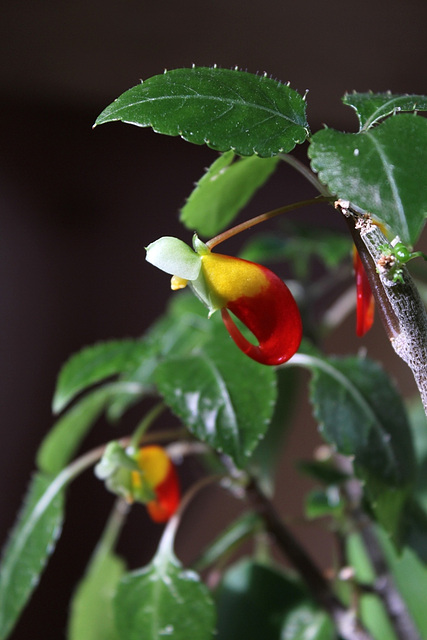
[134,445,170,488]
[171,275,188,290]
[201,253,268,307]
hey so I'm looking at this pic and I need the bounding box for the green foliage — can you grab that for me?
[95,67,309,157]
[297,353,416,538]
[68,550,125,640]
[53,339,148,414]
[0,474,64,640]
[309,114,427,246]
[155,322,277,468]
[342,91,427,131]
[216,559,333,640]
[180,151,279,237]
[114,551,216,640]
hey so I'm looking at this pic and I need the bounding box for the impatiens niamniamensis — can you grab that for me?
[353,246,375,337]
[146,234,302,365]
[95,442,180,523]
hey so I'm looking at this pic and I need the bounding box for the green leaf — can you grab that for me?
[0,473,64,640]
[239,226,351,280]
[377,525,427,637]
[216,559,331,640]
[346,533,399,640]
[68,550,125,640]
[194,512,264,572]
[114,552,215,640]
[154,323,277,468]
[38,382,141,475]
[343,91,427,131]
[180,151,279,237]
[53,339,148,414]
[294,353,415,537]
[95,67,309,157]
[309,114,427,246]
[305,487,344,520]
[280,604,335,640]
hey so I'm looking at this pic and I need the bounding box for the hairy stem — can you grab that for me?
[336,200,427,416]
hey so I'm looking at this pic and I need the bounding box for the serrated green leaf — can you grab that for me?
[95,67,309,157]
[154,322,277,468]
[53,339,148,414]
[0,473,64,640]
[309,114,427,246]
[38,382,142,475]
[294,353,415,537]
[343,91,427,131]
[180,151,279,237]
[114,552,215,640]
[68,550,125,640]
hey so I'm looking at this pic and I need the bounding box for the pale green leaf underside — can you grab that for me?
[114,554,215,640]
[309,114,427,246]
[343,91,427,130]
[0,474,64,640]
[180,151,279,237]
[95,67,309,157]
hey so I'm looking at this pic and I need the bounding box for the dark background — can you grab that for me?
[1,1,426,638]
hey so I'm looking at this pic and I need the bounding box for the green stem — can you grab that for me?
[279,153,332,197]
[206,195,333,250]
[129,402,165,451]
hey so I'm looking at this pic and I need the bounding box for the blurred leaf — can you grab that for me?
[53,340,148,414]
[342,92,427,131]
[377,525,427,637]
[216,558,330,640]
[250,367,298,495]
[400,499,427,564]
[194,512,264,572]
[309,114,427,246]
[407,399,427,511]
[114,552,215,640]
[38,382,142,475]
[0,474,64,640]
[155,322,277,468]
[68,550,125,640]
[180,151,279,237]
[95,67,309,157]
[305,487,344,520]
[346,533,399,640]
[280,603,335,640]
[239,227,351,280]
[295,353,415,538]
[298,459,348,486]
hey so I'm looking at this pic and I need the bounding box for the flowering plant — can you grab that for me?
[2,67,427,640]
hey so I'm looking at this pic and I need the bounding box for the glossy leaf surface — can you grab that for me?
[343,91,427,130]
[180,151,279,237]
[155,322,277,468]
[309,114,427,246]
[294,353,415,538]
[95,67,309,157]
[0,474,64,640]
[114,552,215,640]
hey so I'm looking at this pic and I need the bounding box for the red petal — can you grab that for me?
[146,462,180,523]
[221,263,302,365]
[353,247,375,337]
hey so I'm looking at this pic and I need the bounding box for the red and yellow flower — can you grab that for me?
[146,235,302,366]
[353,247,375,337]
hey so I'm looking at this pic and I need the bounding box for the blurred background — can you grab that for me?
[1,1,427,637]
